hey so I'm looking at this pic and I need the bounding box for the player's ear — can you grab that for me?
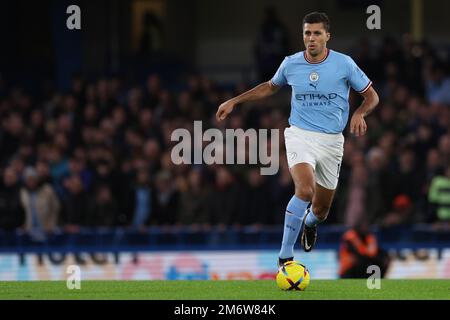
[326,32,331,41]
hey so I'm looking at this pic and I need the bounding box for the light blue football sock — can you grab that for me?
[279,195,309,259]
[305,208,324,227]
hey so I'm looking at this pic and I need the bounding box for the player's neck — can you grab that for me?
[305,47,328,63]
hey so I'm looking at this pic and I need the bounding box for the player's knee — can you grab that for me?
[311,205,330,220]
[295,185,315,202]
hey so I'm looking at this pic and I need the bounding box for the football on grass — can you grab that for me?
[276,260,310,291]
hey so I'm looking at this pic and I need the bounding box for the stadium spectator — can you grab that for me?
[67,157,92,192]
[61,174,88,232]
[380,194,414,227]
[154,89,178,122]
[85,185,118,227]
[128,169,155,230]
[29,109,47,145]
[19,167,60,241]
[35,160,53,185]
[343,163,368,227]
[411,124,435,168]
[46,146,69,197]
[92,160,120,195]
[0,113,25,163]
[339,221,390,278]
[151,170,179,227]
[208,166,241,228]
[0,167,25,230]
[389,149,423,216]
[365,147,392,225]
[437,134,450,165]
[424,149,444,185]
[425,63,450,105]
[177,168,211,228]
[239,167,273,227]
[428,165,450,224]
[144,74,161,109]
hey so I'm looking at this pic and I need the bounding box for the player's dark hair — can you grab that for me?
[303,12,330,32]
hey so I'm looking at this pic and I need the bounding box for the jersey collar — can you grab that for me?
[303,48,330,64]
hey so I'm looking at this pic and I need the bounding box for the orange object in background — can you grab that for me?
[339,224,390,278]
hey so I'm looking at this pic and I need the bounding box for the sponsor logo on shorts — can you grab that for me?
[288,152,297,161]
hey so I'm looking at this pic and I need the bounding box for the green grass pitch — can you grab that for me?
[0,280,448,300]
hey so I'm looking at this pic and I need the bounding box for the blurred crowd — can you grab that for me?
[0,35,449,239]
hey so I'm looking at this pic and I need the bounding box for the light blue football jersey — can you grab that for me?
[271,48,372,134]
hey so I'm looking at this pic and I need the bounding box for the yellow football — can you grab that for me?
[276,260,311,291]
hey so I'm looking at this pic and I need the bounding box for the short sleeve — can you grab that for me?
[270,57,288,87]
[346,56,372,93]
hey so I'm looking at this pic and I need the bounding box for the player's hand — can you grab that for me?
[350,111,367,137]
[216,100,235,122]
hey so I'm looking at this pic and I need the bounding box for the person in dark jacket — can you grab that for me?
[0,167,25,230]
[85,185,118,227]
[62,174,88,232]
[151,170,179,226]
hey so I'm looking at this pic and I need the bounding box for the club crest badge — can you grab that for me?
[309,72,319,82]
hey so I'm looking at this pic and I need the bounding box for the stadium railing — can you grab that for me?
[0,224,448,253]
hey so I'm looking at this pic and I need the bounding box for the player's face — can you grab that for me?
[303,23,330,57]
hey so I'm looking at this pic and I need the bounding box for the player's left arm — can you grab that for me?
[350,86,379,137]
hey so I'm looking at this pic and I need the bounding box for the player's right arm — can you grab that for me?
[216,81,280,121]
